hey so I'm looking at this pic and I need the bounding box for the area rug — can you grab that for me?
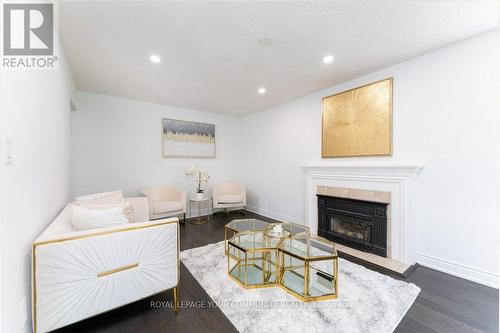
[180,241,420,333]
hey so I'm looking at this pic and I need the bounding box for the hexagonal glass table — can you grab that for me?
[225,220,335,301]
[227,230,286,288]
[279,234,338,302]
[224,219,270,254]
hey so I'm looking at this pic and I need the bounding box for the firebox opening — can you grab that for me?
[317,195,388,257]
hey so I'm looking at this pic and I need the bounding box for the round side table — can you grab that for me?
[189,197,212,225]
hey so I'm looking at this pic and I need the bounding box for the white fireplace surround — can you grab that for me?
[303,164,424,265]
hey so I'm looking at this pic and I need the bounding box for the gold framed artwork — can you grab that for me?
[322,77,393,157]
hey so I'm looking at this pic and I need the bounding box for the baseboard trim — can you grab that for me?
[416,252,498,289]
[245,205,304,225]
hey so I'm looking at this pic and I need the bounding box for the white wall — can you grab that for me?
[240,30,500,287]
[71,92,242,208]
[0,49,75,332]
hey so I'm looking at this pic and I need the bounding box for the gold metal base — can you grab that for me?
[173,286,179,314]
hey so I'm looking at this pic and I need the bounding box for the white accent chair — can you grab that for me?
[142,187,187,223]
[32,191,179,333]
[212,182,246,215]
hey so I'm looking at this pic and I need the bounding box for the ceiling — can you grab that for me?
[60,1,499,116]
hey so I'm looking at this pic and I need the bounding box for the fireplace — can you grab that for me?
[317,195,388,257]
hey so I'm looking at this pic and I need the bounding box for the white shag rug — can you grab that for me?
[181,241,420,333]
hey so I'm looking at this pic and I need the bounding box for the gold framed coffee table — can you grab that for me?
[224,219,270,254]
[225,220,337,302]
[279,234,338,302]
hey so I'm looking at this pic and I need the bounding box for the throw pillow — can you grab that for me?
[78,201,136,223]
[71,205,129,231]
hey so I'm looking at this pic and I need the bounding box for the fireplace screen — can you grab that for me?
[330,217,370,243]
[318,195,387,257]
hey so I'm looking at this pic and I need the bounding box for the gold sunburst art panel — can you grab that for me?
[322,78,393,157]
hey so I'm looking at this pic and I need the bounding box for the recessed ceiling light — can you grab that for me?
[149,55,161,63]
[258,87,267,94]
[323,55,334,64]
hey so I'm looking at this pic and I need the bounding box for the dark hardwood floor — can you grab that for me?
[55,212,498,333]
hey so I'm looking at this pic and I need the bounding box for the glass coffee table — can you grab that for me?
[224,219,270,254]
[279,234,338,302]
[225,219,337,302]
[227,229,284,288]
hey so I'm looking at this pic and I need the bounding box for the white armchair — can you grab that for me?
[142,187,187,222]
[212,182,246,214]
[32,196,179,333]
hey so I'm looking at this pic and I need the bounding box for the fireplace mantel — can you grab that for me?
[302,164,424,176]
[303,163,424,265]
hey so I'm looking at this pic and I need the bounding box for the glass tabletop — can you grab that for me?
[268,222,310,236]
[226,218,270,232]
[280,235,337,259]
[229,230,288,251]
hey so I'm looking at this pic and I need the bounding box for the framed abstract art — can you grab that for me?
[162,119,215,158]
[322,78,393,157]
